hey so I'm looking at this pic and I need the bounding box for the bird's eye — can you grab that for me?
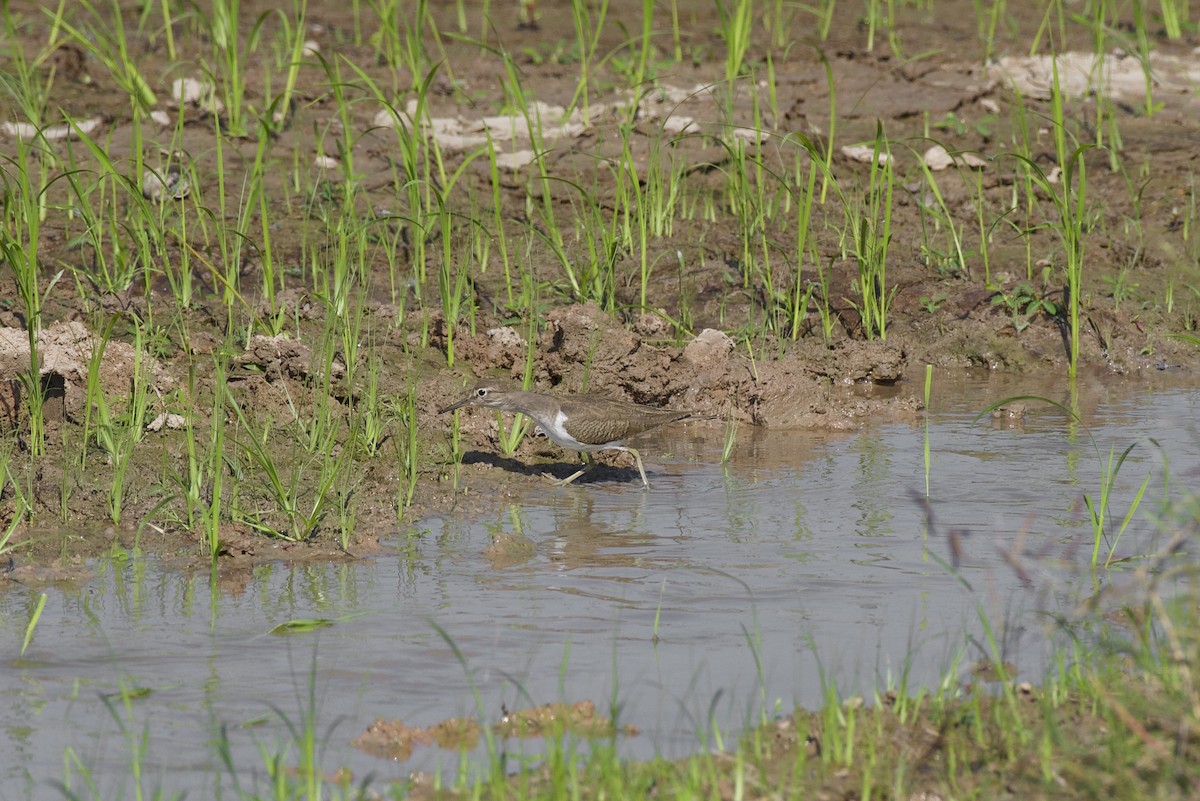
[476,388,487,397]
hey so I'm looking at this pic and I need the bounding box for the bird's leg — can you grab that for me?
[554,452,595,486]
[627,447,648,488]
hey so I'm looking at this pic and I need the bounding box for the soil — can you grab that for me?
[1,0,1198,571]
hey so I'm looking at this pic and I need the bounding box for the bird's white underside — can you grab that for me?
[541,409,629,453]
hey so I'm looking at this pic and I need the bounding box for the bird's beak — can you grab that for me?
[438,394,472,414]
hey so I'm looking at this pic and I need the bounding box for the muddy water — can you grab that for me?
[2,375,1196,797]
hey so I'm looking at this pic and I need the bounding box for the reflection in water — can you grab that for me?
[0,377,1196,798]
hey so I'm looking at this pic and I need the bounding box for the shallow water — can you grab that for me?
[2,373,1197,798]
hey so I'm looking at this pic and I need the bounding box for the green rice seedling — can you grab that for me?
[393,380,421,513]
[764,48,782,129]
[396,0,442,86]
[496,316,538,458]
[351,349,387,459]
[0,437,32,537]
[1069,14,1125,174]
[672,250,697,338]
[715,0,752,90]
[326,235,368,378]
[225,387,346,541]
[886,0,904,57]
[644,128,688,239]
[1116,161,1151,255]
[974,605,1027,746]
[0,10,57,199]
[119,326,153,524]
[336,465,362,546]
[999,62,1093,376]
[1082,442,1152,568]
[723,129,819,339]
[813,0,837,39]
[909,140,968,278]
[369,63,447,297]
[203,359,228,558]
[651,578,668,644]
[1,154,60,458]
[1112,0,1161,119]
[631,0,655,94]
[860,0,904,56]
[429,620,501,772]
[813,255,836,342]
[1100,267,1139,312]
[735,108,795,328]
[435,199,482,367]
[55,426,79,524]
[566,0,610,124]
[251,668,337,800]
[923,364,932,495]
[483,131,516,306]
[334,463,359,552]
[150,0,178,60]
[1029,0,1067,56]
[193,0,267,138]
[206,112,243,313]
[836,123,897,340]
[167,356,228,559]
[1165,331,1200,348]
[20,593,47,656]
[864,0,881,50]
[313,55,362,202]
[967,167,1003,286]
[246,121,287,334]
[59,149,139,295]
[365,0,402,73]
[781,134,822,338]
[260,0,309,134]
[1003,88,1038,284]
[615,127,658,310]
[978,0,1005,64]
[88,681,158,800]
[1158,0,1188,39]
[78,314,150,524]
[284,332,339,459]
[976,395,1152,569]
[1,8,54,135]
[720,409,738,465]
[496,70,573,279]
[1,34,65,455]
[536,168,616,308]
[1185,173,1195,251]
[810,49,838,203]
[711,136,758,290]
[990,283,1058,334]
[153,160,201,309]
[761,0,793,49]
[664,0,683,60]
[58,0,157,184]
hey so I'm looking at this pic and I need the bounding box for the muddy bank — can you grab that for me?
[0,0,1198,567]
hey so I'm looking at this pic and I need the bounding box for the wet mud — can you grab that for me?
[0,0,1198,566]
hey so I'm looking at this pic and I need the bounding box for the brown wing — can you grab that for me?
[559,395,693,445]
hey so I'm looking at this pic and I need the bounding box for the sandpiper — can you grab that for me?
[439,382,697,487]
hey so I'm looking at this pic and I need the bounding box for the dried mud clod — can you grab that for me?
[233,333,327,383]
[352,700,635,763]
[443,303,920,437]
[0,321,173,429]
